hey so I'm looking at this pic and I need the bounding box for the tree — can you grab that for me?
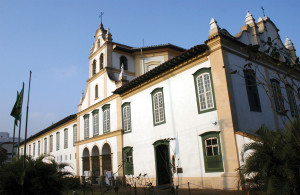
[240,117,300,194]
[0,155,72,195]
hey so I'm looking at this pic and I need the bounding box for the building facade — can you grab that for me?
[19,11,299,189]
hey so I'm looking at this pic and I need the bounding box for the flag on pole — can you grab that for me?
[10,85,24,123]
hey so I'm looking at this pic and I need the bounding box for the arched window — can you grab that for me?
[92,60,97,75]
[120,56,128,70]
[97,39,100,48]
[100,54,104,70]
[95,85,98,99]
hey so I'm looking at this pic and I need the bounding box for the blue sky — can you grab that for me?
[1,0,299,138]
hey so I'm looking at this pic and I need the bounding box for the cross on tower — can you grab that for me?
[99,12,104,24]
[261,6,265,17]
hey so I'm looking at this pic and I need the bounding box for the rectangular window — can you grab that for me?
[193,68,216,114]
[92,110,99,136]
[243,69,261,112]
[50,135,53,152]
[201,132,224,172]
[38,141,40,156]
[286,85,299,117]
[271,79,285,113]
[33,143,35,157]
[64,128,68,149]
[151,88,166,126]
[123,147,134,175]
[84,114,89,139]
[122,103,131,133]
[102,105,110,133]
[73,125,77,146]
[29,145,31,156]
[56,132,60,151]
[44,138,47,154]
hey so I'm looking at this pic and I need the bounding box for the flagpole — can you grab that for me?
[11,119,17,160]
[17,82,25,159]
[23,71,32,169]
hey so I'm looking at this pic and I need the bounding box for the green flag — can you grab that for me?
[10,84,24,122]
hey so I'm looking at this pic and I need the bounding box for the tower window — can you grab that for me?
[100,54,104,70]
[95,85,98,99]
[97,39,100,48]
[92,60,97,75]
[120,56,128,70]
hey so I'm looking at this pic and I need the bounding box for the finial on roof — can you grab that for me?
[285,36,294,49]
[107,27,111,35]
[210,18,219,31]
[258,17,263,22]
[245,10,255,25]
[119,64,126,81]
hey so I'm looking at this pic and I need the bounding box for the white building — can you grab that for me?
[20,11,299,189]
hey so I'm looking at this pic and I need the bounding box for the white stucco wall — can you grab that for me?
[122,59,224,179]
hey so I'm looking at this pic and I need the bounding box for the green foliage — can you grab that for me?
[0,155,72,195]
[62,176,81,189]
[240,117,300,194]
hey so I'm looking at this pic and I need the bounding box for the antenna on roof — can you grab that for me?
[141,39,145,74]
[261,6,265,17]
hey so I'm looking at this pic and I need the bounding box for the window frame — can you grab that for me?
[100,53,104,70]
[50,135,53,152]
[56,132,60,151]
[270,79,285,114]
[102,104,110,133]
[92,109,99,136]
[122,102,132,133]
[73,124,77,146]
[286,84,299,117]
[123,146,134,175]
[193,68,217,114]
[243,69,262,112]
[44,137,47,154]
[64,128,68,149]
[151,88,166,126]
[200,131,224,173]
[83,114,90,139]
[38,140,41,156]
[33,143,35,157]
[95,85,99,99]
[92,60,97,75]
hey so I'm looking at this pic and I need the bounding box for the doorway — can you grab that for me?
[154,141,171,186]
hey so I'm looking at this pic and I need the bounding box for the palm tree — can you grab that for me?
[0,155,72,195]
[240,118,300,194]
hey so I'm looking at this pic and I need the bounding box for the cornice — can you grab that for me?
[77,94,119,117]
[76,130,122,145]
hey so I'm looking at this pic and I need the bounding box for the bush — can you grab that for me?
[62,176,81,190]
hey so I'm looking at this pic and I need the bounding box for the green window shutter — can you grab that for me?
[193,68,217,114]
[201,132,224,172]
[123,147,134,175]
